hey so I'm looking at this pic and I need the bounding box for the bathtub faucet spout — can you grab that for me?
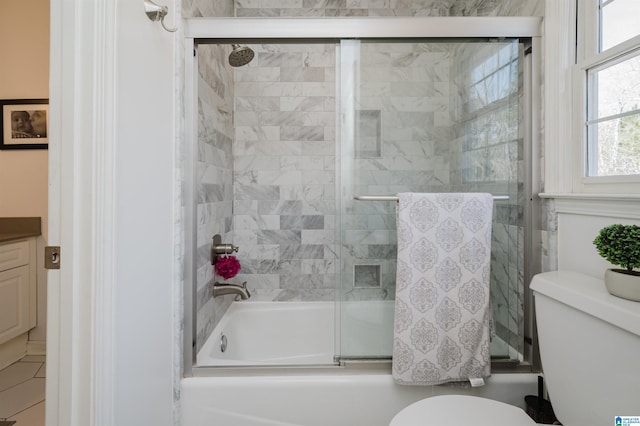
[213,281,251,300]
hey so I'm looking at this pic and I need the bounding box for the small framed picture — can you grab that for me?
[0,99,49,150]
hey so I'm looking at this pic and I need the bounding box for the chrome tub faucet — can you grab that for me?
[213,281,250,300]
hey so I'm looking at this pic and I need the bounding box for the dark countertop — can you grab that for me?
[0,217,41,243]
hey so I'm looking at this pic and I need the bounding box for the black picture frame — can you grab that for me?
[0,99,49,150]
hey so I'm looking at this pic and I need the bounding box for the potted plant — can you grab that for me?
[593,224,640,301]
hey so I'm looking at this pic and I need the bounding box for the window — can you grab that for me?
[579,0,640,183]
[599,0,640,51]
[586,50,640,176]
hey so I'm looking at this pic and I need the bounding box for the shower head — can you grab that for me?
[228,44,255,67]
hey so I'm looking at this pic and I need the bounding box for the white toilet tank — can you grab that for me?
[531,271,640,426]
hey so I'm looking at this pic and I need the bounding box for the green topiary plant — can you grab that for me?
[593,224,640,275]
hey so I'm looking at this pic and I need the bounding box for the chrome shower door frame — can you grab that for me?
[182,17,542,376]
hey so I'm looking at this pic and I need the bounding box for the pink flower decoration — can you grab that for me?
[215,255,241,280]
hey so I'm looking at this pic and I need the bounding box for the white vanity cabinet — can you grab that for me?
[0,238,37,344]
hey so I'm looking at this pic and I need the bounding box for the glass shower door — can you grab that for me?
[336,38,527,361]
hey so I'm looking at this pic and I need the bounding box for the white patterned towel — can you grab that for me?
[392,193,493,386]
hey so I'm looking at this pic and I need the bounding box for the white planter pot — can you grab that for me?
[604,269,640,302]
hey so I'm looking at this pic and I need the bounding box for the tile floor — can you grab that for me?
[0,356,45,426]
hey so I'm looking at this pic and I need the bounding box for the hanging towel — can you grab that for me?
[392,193,493,386]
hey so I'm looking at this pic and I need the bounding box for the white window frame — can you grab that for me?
[572,0,640,194]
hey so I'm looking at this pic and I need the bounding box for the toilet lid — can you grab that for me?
[390,395,536,426]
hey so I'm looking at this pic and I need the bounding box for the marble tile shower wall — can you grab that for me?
[194,45,235,353]
[229,43,338,301]
[234,0,543,17]
[182,0,234,18]
[229,0,543,307]
[184,0,235,357]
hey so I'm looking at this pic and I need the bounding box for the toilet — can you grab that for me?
[390,271,640,425]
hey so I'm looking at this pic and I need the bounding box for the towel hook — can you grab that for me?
[144,0,177,33]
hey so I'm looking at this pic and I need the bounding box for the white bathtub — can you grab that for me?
[181,373,538,426]
[187,301,538,426]
[197,300,396,366]
[197,301,335,366]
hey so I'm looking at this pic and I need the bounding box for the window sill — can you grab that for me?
[538,193,640,220]
[538,193,640,201]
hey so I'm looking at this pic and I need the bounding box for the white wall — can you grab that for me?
[556,198,640,279]
[0,0,49,345]
[113,1,179,425]
[47,0,180,424]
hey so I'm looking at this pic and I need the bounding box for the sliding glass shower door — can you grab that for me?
[336,38,529,361]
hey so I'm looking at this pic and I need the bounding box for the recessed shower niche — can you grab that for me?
[187,36,535,368]
[354,264,382,288]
